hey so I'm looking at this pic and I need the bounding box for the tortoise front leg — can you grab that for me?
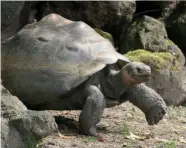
[79,85,106,137]
[120,83,167,125]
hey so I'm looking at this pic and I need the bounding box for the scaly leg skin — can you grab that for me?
[79,85,106,137]
[120,83,167,125]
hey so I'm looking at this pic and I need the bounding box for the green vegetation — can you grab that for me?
[153,141,176,148]
[27,135,40,148]
[123,49,180,70]
[120,124,130,137]
[82,136,97,143]
[94,28,114,44]
[162,141,176,148]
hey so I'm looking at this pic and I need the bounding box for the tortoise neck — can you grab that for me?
[101,67,133,100]
[110,70,133,96]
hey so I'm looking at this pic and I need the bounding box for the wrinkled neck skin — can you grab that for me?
[100,66,134,100]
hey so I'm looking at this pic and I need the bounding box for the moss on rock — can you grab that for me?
[94,28,114,44]
[123,49,180,70]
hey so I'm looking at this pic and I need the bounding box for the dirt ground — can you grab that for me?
[38,102,186,148]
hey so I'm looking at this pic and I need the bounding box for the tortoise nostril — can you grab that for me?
[137,67,142,73]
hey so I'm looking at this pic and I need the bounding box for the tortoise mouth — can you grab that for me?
[145,75,151,80]
[133,74,151,81]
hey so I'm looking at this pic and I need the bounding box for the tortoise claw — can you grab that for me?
[145,104,167,125]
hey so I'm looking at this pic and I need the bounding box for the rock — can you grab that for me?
[1,84,27,119]
[1,1,136,45]
[1,110,58,148]
[1,118,26,148]
[1,84,58,147]
[135,1,179,18]
[164,1,186,56]
[25,1,136,46]
[19,1,41,27]
[147,67,186,106]
[124,49,186,106]
[1,1,25,30]
[1,1,25,41]
[120,15,185,65]
[119,14,186,105]
[160,1,180,17]
[9,110,58,138]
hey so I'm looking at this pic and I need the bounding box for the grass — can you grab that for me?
[153,141,176,148]
[163,141,176,148]
[82,136,97,143]
[120,124,130,137]
[27,135,39,148]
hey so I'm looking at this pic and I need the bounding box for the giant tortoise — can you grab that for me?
[1,14,167,137]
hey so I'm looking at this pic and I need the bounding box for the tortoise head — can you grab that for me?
[121,62,151,85]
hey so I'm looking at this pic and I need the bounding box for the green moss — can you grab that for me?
[94,28,114,44]
[165,39,174,45]
[123,49,180,70]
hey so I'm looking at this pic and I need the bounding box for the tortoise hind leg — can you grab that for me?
[79,85,106,136]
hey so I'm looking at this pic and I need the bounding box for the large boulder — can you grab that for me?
[119,15,186,105]
[1,111,57,148]
[124,50,186,106]
[1,1,25,41]
[135,1,179,18]
[1,118,26,148]
[23,1,136,46]
[120,15,185,65]
[1,86,27,148]
[164,1,186,56]
[9,110,58,138]
[1,85,58,148]
[1,85,27,118]
[1,1,136,46]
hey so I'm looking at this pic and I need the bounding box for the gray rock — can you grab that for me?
[160,1,180,17]
[137,1,179,17]
[120,15,185,65]
[119,14,186,106]
[134,1,179,19]
[124,49,186,106]
[164,1,186,56]
[1,1,25,41]
[119,14,186,105]
[1,118,26,148]
[1,84,27,119]
[1,84,58,147]
[26,1,136,46]
[9,110,58,138]
[147,67,186,106]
